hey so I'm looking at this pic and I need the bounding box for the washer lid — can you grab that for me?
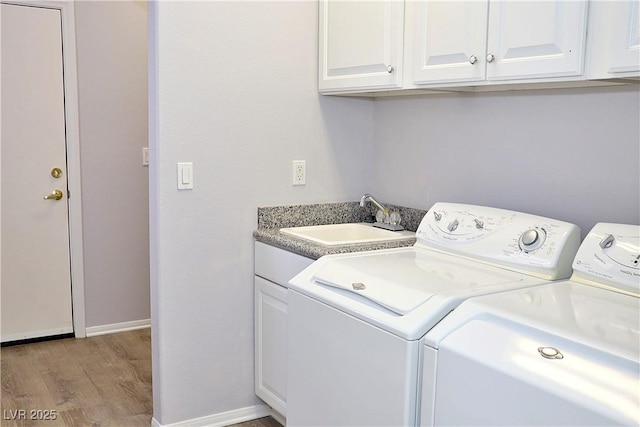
[312,250,526,315]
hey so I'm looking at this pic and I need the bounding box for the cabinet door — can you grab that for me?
[411,0,489,84]
[255,277,288,416]
[609,0,640,73]
[486,0,588,80]
[319,0,404,93]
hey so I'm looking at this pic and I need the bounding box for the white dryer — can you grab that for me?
[286,202,581,426]
[421,223,639,426]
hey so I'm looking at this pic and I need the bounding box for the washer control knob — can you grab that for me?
[474,219,484,229]
[519,228,546,252]
[433,211,442,221]
[448,219,459,232]
[599,234,615,249]
[521,229,539,246]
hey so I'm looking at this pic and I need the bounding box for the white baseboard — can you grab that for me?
[151,404,272,427]
[85,319,150,337]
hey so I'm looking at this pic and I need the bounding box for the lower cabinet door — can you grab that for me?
[255,276,288,416]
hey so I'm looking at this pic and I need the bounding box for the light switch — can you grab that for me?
[142,147,150,166]
[177,162,193,190]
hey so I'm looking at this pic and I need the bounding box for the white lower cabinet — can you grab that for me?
[255,276,288,416]
[254,241,313,418]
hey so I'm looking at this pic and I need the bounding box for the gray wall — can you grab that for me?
[371,86,640,235]
[150,1,373,424]
[75,1,150,328]
[150,1,640,425]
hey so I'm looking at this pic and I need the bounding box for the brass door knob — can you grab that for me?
[44,190,64,200]
[51,167,63,178]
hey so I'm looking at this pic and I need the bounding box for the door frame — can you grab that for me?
[2,0,86,337]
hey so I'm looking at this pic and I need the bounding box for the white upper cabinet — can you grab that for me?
[609,0,640,73]
[320,0,637,94]
[587,0,640,78]
[319,0,404,93]
[411,1,489,84]
[410,0,588,86]
[485,1,587,80]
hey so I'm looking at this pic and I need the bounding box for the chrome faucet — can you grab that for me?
[360,193,389,214]
[360,193,403,230]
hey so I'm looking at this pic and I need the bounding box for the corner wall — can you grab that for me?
[75,1,150,328]
[149,1,374,424]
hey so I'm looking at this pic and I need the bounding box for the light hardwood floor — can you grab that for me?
[1,329,281,427]
[1,329,152,426]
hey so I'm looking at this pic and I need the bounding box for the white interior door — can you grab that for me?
[1,3,73,342]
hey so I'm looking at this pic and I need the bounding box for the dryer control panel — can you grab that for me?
[571,223,640,296]
[415,202,581,280]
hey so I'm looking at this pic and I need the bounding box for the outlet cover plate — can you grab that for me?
[292,160,306,186]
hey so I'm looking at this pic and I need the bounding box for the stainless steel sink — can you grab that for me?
[280,223,414,246]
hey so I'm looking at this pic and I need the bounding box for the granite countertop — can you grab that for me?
[253,202,427,260]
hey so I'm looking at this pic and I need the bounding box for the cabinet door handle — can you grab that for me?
[469,55,478,65]
[486,53,495,63]
[387,65,394,73]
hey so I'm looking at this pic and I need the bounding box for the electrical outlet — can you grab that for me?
[292,160,306,186]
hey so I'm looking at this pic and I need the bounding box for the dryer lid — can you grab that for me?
[425,281,639,359]
[312,249,526,315]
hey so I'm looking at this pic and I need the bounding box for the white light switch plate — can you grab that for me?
[177,162,193,190]
[142,147,150,166]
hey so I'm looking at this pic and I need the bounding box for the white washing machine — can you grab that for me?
[421,222,639,426]
[286,202,581,426]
